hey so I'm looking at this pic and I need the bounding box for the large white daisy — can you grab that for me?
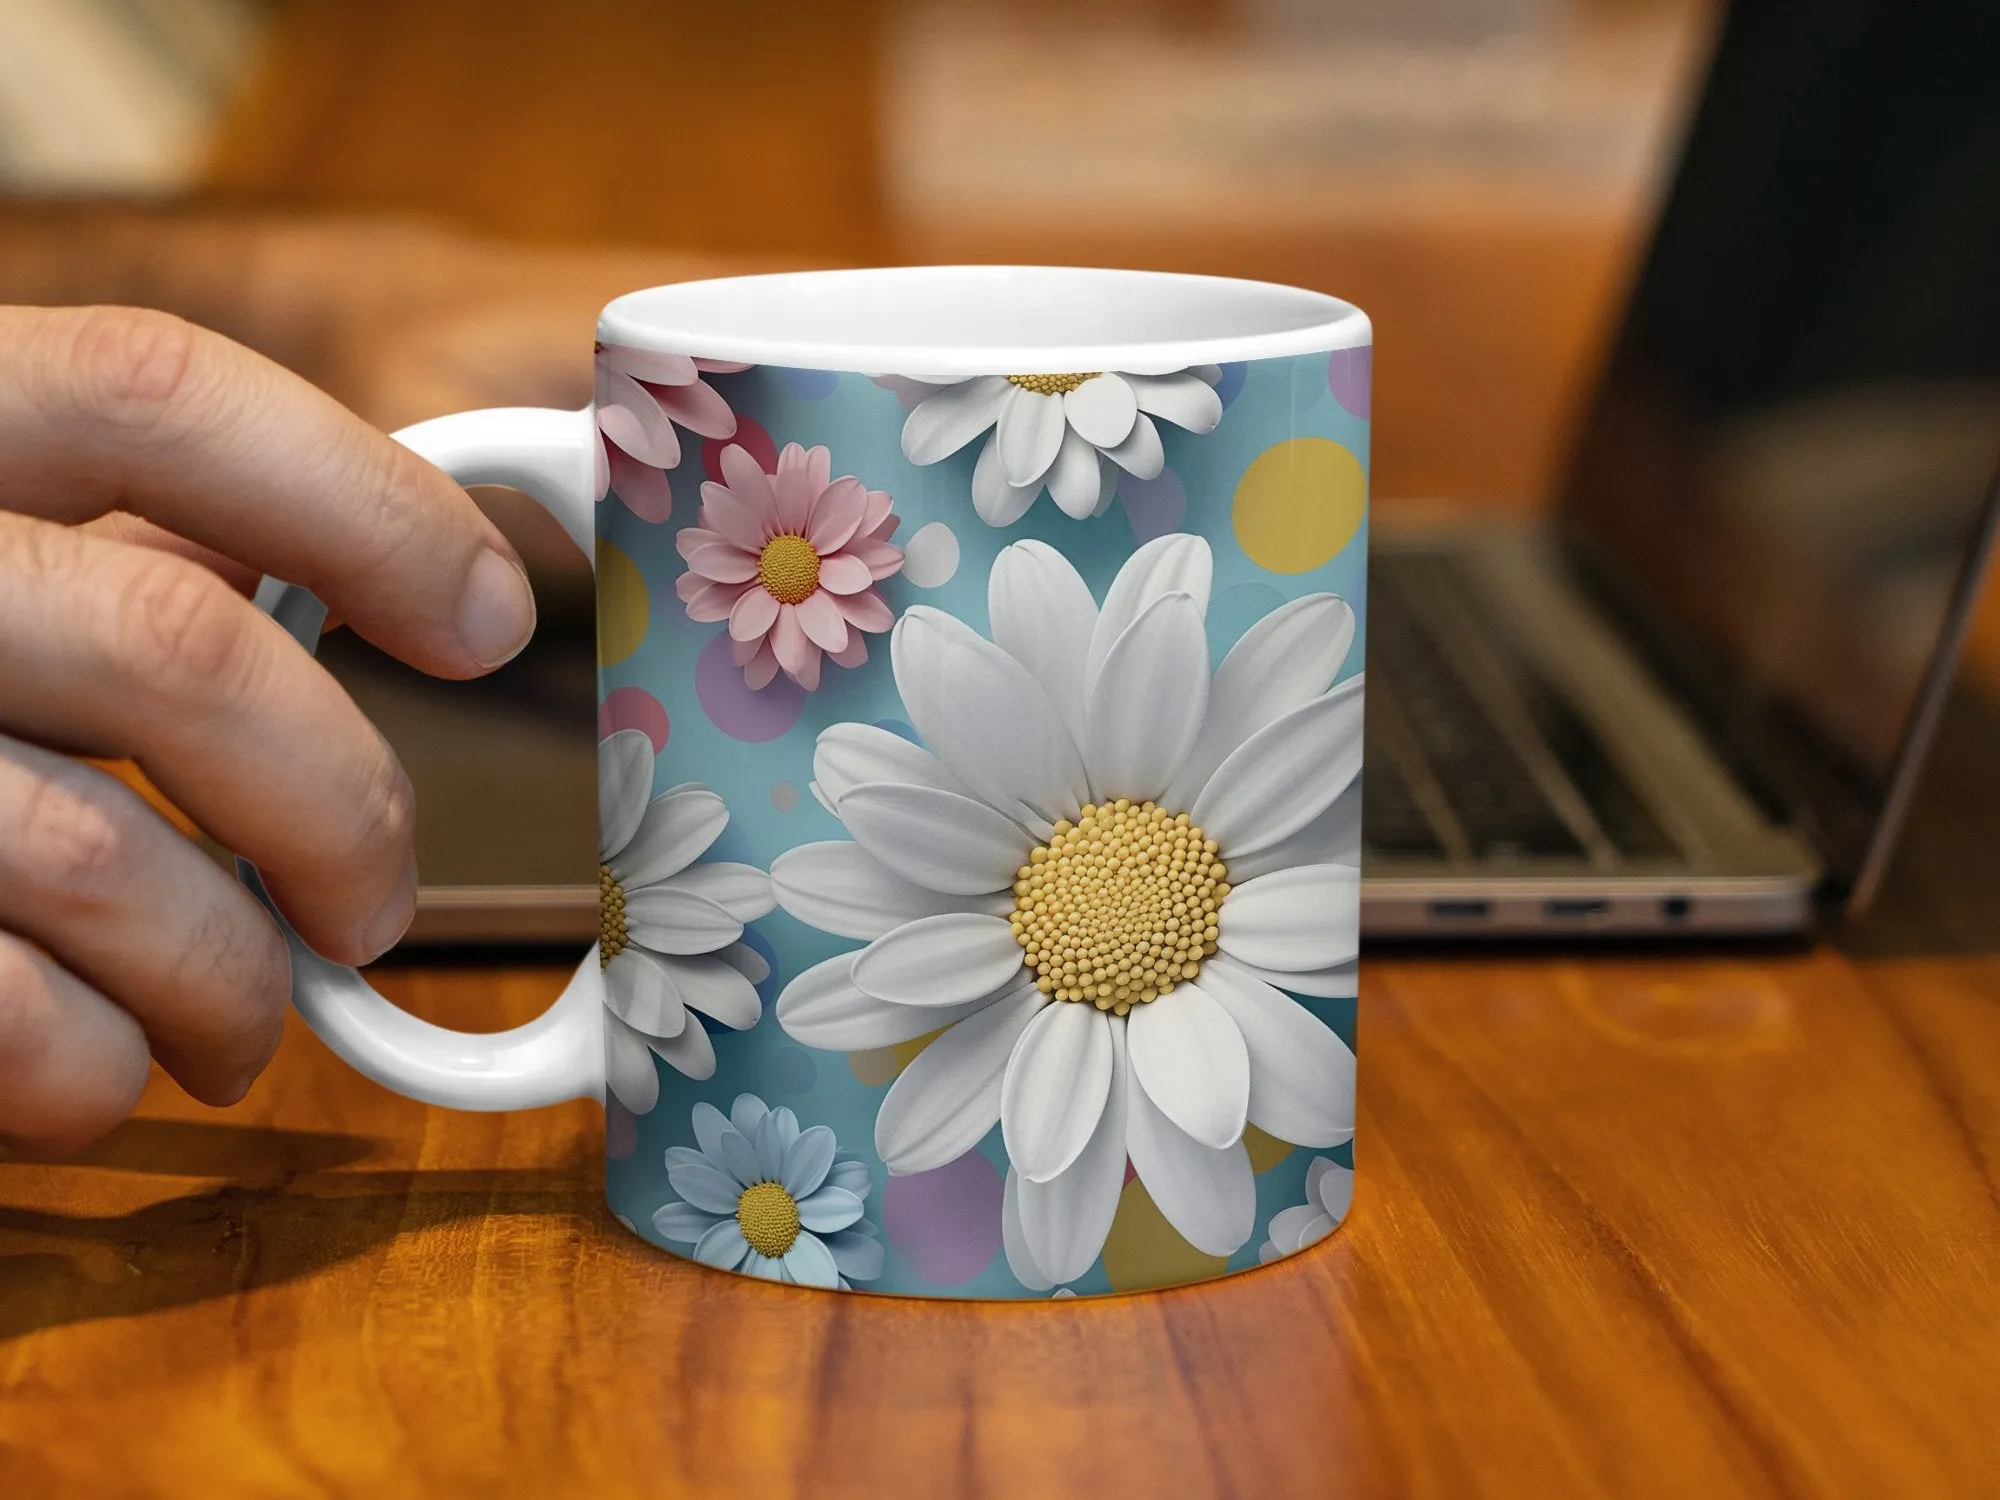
[772,534,1361,1286]
[597,730,774,1112]
[1257,1154,1356,1264]
[650,1092,883,1289]
[895,368,1224,526]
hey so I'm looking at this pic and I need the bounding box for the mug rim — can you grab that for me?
[598,264,1368,379]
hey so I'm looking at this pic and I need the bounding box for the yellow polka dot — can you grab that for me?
[1101,1179,1231,1292]
[1232,437,1366,574]
[1243,1124,1293,1173]
[596,541,649,667]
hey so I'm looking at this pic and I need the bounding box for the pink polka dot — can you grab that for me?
[694,631,804,741]
[702,415,777,481]
[598,686,670,752]
[1327,345,1371,419]
[881,1150,1003,1285]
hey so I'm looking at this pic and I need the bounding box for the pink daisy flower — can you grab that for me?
[675,443,905,691]
[594,343,749,522]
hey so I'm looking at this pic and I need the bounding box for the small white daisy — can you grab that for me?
[650,1093,883,1288]
[894,367,1224,525]
[596,730,774,1111]
[1258,1155,1355,1263]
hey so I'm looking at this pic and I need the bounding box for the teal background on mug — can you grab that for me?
[600,350,1366,1297]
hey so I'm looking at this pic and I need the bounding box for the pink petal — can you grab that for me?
[836,588,894,634]
[718,444,780,518]
[730,634,761,667]
[694,358,752,374]
[856,488,893,536]
[817,552,873,595]
[700,480,772,552]
[771,443,817,534]
[871,514,900,540]
[683,539,758,584]
[744,641,781,689]
[650,377,738,440]
[600,344,698,386]
[806,476,868,554]
[848,535,905,581]
[729,585,781,642]
[679,578,751,623]
[793,589,850,653]
[772,606,816,683]
[674,526,728,560]
[596,368,681,468]
[607,446,673,523]
[794,646,823,692]
[805,445,831,495]
[595,436,611,501]
[829,633,870,670]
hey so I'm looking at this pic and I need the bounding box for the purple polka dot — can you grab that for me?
[703,414,778,481]
[695,632,804,741]
[776,367,839,399]
[605,1099,639,1160]
[1122,467,1187,544]
[598,686,670,752]
[881,1150,1003,1285]
[1327,346,1371,419]
[1214,361,1248,408]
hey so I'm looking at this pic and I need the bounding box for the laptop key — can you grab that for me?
[1358,741,1446,858]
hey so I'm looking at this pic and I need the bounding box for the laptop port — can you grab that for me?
[1545,898,1610,920]
[1661,896,1692,922]
[1428,899,1491,920]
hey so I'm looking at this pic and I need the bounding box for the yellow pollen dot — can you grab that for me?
[758,533,821,605]
[598,862,629,969]
[1008,799,1229,1007]
[1005,372,1099,396]
[735,1179,802,1258]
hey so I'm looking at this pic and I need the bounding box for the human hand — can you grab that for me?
[0,306,537,1155]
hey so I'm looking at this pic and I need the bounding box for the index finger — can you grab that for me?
[0,305,536,677]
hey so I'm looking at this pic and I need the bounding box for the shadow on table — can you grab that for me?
[0,1119,600,1345]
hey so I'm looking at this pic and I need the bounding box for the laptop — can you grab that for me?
[325,0,2000,944]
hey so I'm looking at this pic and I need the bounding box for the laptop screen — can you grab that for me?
[1558,0,2000,903]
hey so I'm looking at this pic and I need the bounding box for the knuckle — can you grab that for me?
[0,944,53,1076]
[13,772,132,906]
[344,740,417,872]
[64,307,203,432]
[168,904,290,1070]
[118,558,255,699]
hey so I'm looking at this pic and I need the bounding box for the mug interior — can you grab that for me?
[598,265,1366,378]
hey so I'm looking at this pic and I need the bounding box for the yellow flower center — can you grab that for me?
[599,862,629,969]
[1008,799,1230,1016]
[758,533,821,605]
[1006,372,1098,396]
[736,1179,802,1258]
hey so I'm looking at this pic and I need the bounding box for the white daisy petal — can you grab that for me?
[775,952,1000,1050]
[1259,1240,1285,1265]
[693,1219,753,1270]
[667,1154,744,1215]
[1124,372,1224,433]
[1221,955,1359,999]
[1127,982,1250,1150]
[1102,411,1164,479]
[691,1100,732,1159]
[796,1185,866,1233]
[598,729,654,860]
[774,841,1009,941]
[742,1252,784,1281]
[1162,595,1357,810]
[1199,958,1356,1147]
[662,861,773,922]
[902,375,1011,464]
[1091,456,1120,516]
[1226,782,1362,883]
[651,1201,718,1242]
[1216,864,1362,973]
[781,1231,842,1289]
[716,1128,761,1191]
[988,539,1098,752]
[827,1159,873,1198]
[1018,1014,1130,1282]
[646,1016,717,1080]
[837,782,1030,896]
[1087,534,1213,696]
[753,1111,786,1180]
[1084,591,1209,803]
[1002,1170,1056,1291]
[610,786,729,888]
[813,722,973,810]
[731,1094,769,1138]
[781,1125,838,1198]
[718,941,772,985]
[1314,1161,1355,1223]
[972,432,1040,526]
[852,913,1026,1007]
[1063,373,1140,447]
[996,385,1067,486]
[602,946,688,1037]
[623,885,742,955]
[875,982,1046,1175]
[656,953,762,1030]
[1266,1202,1325,1255]
[891,606,1090,832]
[603,1011,660,1114]
[1045,426,1104,519]
[1124,1072,1255,1257]
[1191,674,1365,856]
[824,1227,886,1280]
[1001,1001,1114,1183]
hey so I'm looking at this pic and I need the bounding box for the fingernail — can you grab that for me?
[455,548,536,669]
[362,854,419,961]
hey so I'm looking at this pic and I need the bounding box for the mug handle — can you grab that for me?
[238,405,607,1110]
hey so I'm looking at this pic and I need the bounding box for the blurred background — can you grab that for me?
[3,0,1990,947]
